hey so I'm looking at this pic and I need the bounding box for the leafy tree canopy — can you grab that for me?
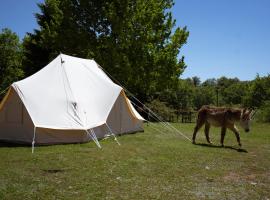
[0,28,24,97]
[23,0,189,102]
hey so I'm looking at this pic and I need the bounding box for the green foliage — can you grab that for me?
[243,75,270,108]
[0,28,24,97]
[1,0,269,124]
[157,80,194,112]
[201,78,217,87]
[193,86,216,110]
[216,77,240,105]
[217,76,240,88]
[257,101,270,122]
[222,82,249,105]
[23,0,189,102]
[191,76,201,87]
[23,0,74,75]
[145,99,176,122]
[175,80,195,110]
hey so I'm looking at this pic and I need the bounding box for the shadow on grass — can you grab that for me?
[0,140,90,148]
[195,143,248,153]
[42,169,66,174]
[0,141,30,147]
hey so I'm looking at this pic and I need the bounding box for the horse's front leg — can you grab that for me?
[220,127,227,147]
[204,122,212,144]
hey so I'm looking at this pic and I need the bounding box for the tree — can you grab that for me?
[23,0,189,102]
[23,0,88,75]
[175,79,194,110]
[145,99,176,122]
[222,82,249,105]
[244,75,270,108]
[257,101,270,122]
[0,28,24,98]
[191,76,201,87]
[217,76,240,88]
[202,78,217,87]
[215,76,240,106]
[193,86,215,110]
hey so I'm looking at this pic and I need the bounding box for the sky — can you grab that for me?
[172,0,270,81]
[0,0,269,81]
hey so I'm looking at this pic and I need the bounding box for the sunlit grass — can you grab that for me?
[0,122,269,199]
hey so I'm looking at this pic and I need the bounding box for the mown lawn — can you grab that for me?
[0,122,269,200]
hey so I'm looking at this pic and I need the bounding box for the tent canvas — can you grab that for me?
[0,54,144,145]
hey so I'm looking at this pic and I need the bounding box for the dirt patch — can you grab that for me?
[246,174,257,181]
[223,172,242,182]
[223,171,269,184]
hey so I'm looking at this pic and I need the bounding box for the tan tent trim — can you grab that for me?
[121,90,138,122]
[34,126,89,130]
[0,87,12,112]
[34,121,106,130]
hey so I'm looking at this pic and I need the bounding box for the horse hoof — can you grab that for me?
[192,140,196,144]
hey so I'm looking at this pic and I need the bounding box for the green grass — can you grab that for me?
[0,122,269,200]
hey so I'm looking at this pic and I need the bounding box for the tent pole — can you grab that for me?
[105,123,121,146]
[32,126,36,154]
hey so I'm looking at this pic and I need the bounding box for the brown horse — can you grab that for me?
[192,105,255,146]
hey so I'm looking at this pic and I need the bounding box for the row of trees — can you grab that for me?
[147,75,270,122]
[0,0,269,122]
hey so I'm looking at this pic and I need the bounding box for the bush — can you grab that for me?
[145,99,176,122]
[255,101,270,123]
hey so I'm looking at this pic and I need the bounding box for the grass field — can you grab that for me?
[0,122,269,200]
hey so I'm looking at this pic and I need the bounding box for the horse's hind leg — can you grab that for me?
[192,119,205,144]
[228,125,241,147]
[204,122,212,144]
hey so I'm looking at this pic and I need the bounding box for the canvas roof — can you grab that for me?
[11,54,135,130]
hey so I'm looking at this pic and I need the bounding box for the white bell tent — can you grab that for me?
[0,54,144,148]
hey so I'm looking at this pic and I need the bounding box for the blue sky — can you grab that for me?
[0,0,43,38]
[0,0,269,81]
[173,0,270,81]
